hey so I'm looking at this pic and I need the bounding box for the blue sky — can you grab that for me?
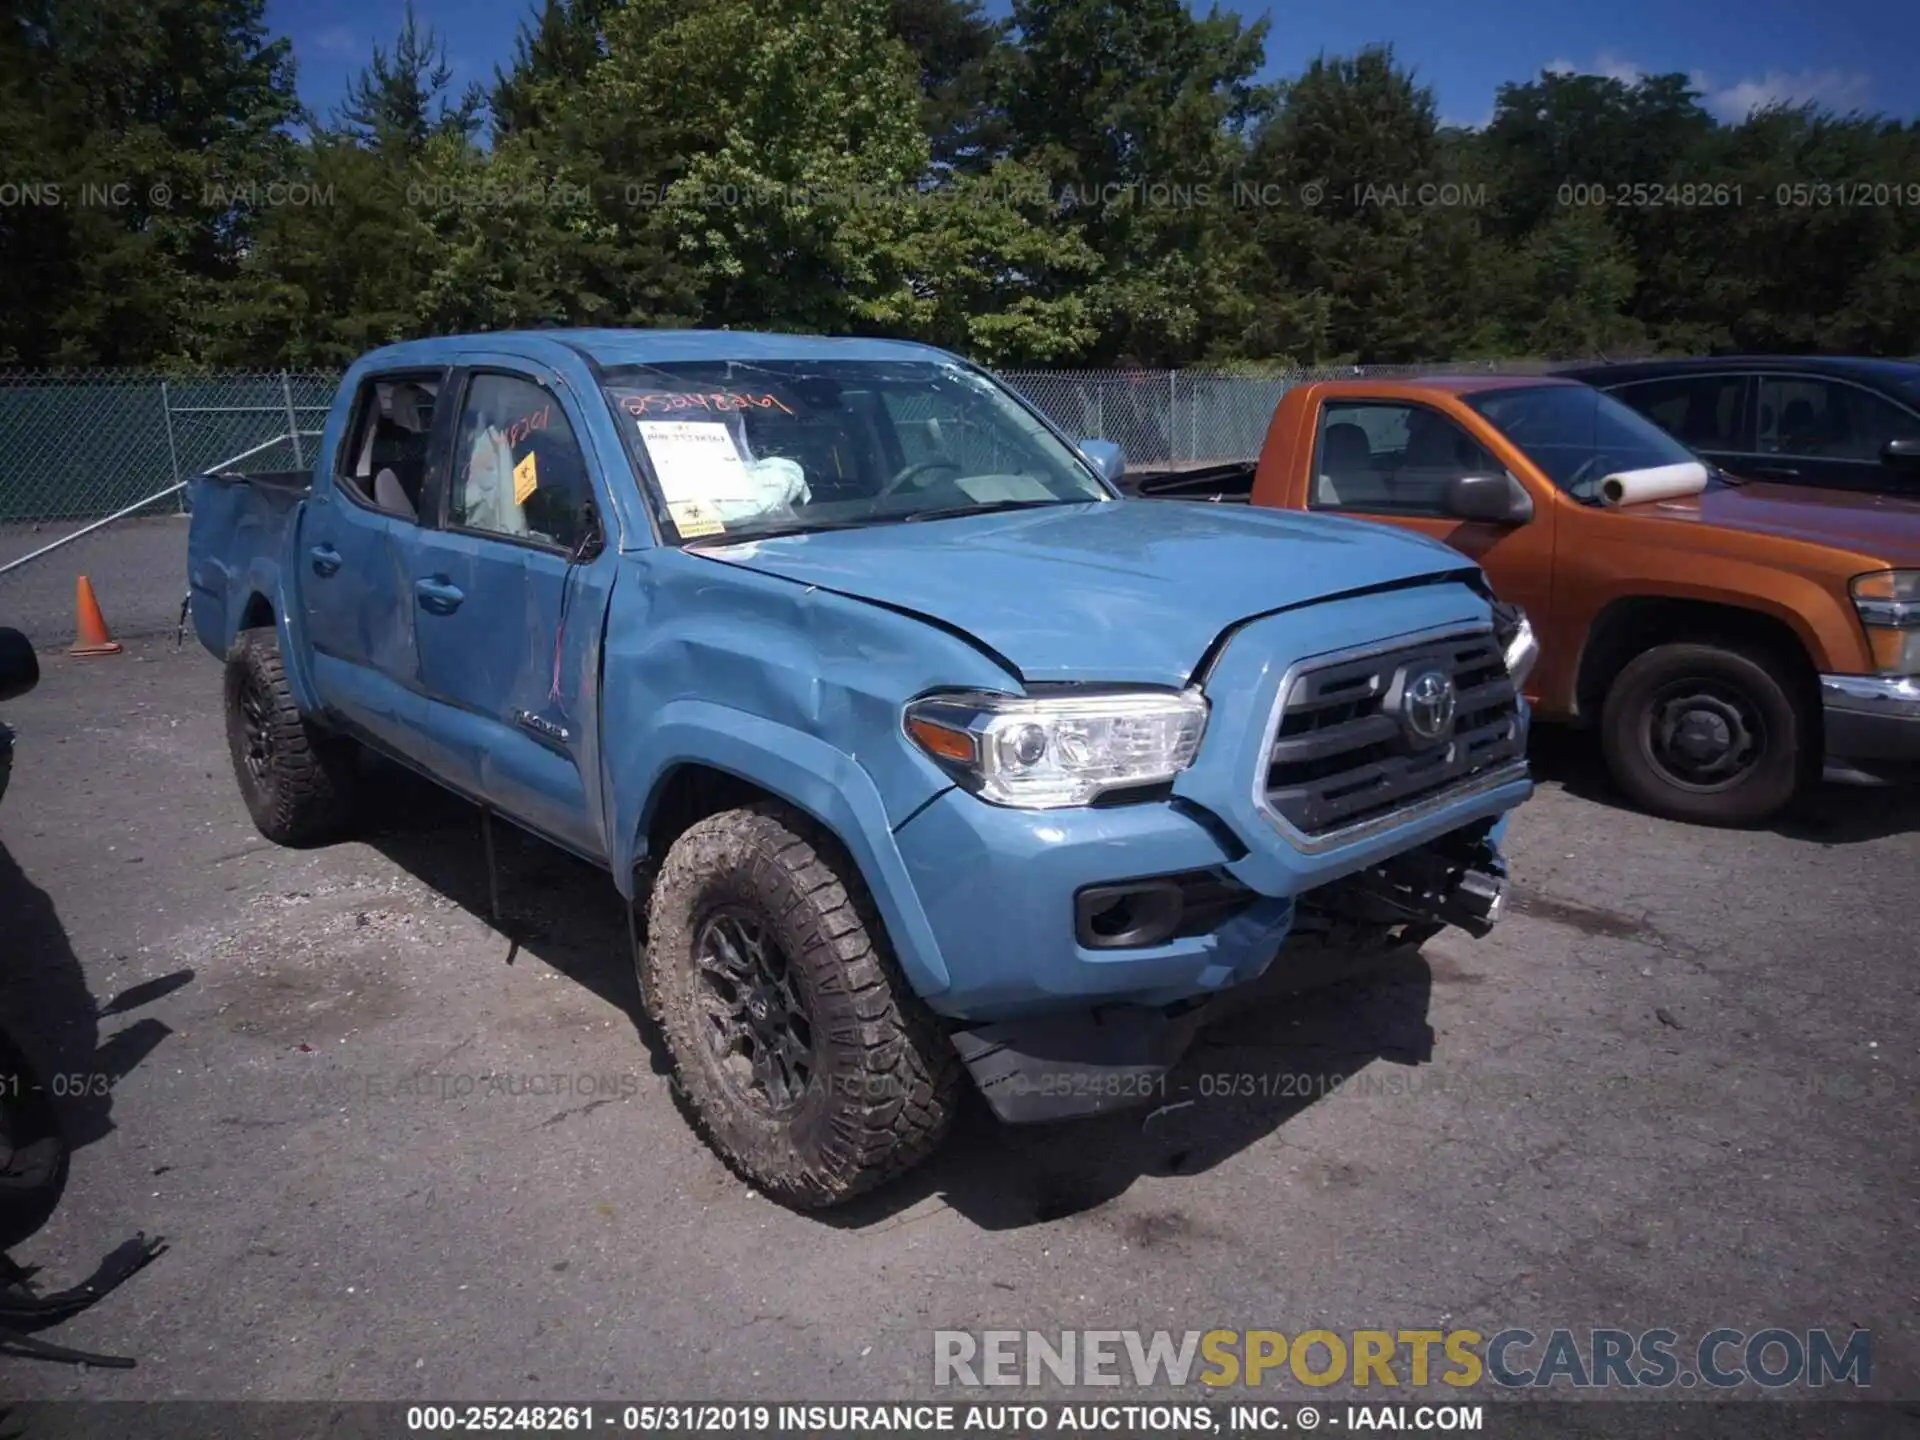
[267,0,1913,130]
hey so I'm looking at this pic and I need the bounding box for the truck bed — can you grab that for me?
[187,467,310,657]
[1118,462,1256,503]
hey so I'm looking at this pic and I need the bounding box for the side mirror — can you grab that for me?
[1883,437,1920,469]
[1079,439,1126,486]
[0,627,39,704]
[1445,473,1534,524]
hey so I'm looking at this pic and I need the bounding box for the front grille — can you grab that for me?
[1262,628,1526,840]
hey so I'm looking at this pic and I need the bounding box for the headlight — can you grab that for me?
[1493,603,1540,689]
[1850,570,1920,675]
[904,688,1208,808]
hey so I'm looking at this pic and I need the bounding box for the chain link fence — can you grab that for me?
[0,361,1577,530]
[0,370,335,526]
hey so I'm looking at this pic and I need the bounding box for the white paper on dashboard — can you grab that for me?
[637,421,759,505]
[954,472,1054,503]
[1598,460,1709,508]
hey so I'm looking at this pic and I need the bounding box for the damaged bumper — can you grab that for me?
[950,818,1511,1123]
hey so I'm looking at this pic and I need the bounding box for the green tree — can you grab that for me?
[1002,0,1272,363]
[889,0,1012,170]
[1234,46,1485,363]
[334,1,484,154]
[0,0,298,364]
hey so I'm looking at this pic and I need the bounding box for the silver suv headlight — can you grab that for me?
[905,689,1208,808]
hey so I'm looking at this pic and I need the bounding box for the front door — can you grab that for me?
[404,365,616,861]
[1301,397,1557,702]
[298,370,443,761]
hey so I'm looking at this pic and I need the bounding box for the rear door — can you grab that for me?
[298,369,444,761]
[404,361,617,861]
[1604,372,1751,475]
[1300,396,1556,700]
[1742,373,1920,494]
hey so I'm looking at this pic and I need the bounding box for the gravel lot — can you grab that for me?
[0,639,1915,1408]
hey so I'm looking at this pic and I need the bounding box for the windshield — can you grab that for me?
[1463,384,1701,501]
[601,359,1112,543]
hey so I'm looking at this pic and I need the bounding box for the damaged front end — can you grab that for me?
[1292,815,1510,942]
[952,817,1511,1125]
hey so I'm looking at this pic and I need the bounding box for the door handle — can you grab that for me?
[414,577,465,615]
[1751,463,1801,479]
[308,544,343,577]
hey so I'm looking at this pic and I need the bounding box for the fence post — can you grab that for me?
[161,379,185,515]
[1164,372,1174,465]
[280,370,305,468]
[1093,385,1104,441]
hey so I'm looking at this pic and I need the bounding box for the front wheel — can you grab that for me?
[1599,641,1810,826]
[640,803,960,1208]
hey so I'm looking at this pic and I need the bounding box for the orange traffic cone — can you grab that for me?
[70,575,122,656]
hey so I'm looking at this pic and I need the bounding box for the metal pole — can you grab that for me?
[0,431,319,577]
[280,371,305,469]
[161,380,185,516]
[1168,371,1178,465]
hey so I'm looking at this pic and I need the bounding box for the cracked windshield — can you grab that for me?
[604,361,1112,543]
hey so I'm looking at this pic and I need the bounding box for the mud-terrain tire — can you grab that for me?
[224,627,359,846]
[1599,641,1809,827]
[641,803,960,1208]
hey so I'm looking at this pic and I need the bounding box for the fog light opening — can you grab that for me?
[1076,882,1185,949]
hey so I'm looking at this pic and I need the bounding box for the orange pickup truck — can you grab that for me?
[1129,376,1920,826]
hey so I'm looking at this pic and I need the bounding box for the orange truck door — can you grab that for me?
[1285,388,1558,700]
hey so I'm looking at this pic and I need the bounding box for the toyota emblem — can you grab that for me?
[1403,669,1457,742]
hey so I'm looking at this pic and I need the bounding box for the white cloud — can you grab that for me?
[1697,68,1873,120]
[1544,52,1645,85]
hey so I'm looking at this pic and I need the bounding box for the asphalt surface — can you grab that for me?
[0,640,1915,1407]
[1,515,192,651]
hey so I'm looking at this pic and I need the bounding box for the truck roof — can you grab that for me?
[1305,374,1582,397]
[351,328,964,372]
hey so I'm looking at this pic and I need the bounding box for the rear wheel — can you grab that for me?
[1599,641,1809,826]
[640,803,959,1208]
[224,627,359,845]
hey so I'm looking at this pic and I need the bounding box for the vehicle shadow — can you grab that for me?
[1524,726,1920,843]
[356,768,1437,1231]
[0,841,180,1169]
[832,948,1435,1231]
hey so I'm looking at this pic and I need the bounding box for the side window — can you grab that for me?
[1758,377,1920,462]
[1613,376,1745,450]
[339,374,440,521]
[449,374,596,550]
[1310,401,1503,515]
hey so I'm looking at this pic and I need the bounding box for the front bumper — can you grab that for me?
[895,585,1534,1121]
[1821,674,1920,784]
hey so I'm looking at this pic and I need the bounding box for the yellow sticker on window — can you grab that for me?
[668,498,726,538]
[513,451,539,506]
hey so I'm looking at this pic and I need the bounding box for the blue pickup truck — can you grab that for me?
[189,330,1538,1206]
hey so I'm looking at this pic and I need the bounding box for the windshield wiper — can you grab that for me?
[901,498,1083,524]
[683,517,891,548]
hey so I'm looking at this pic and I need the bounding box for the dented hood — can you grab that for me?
[693,500,1477,685]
